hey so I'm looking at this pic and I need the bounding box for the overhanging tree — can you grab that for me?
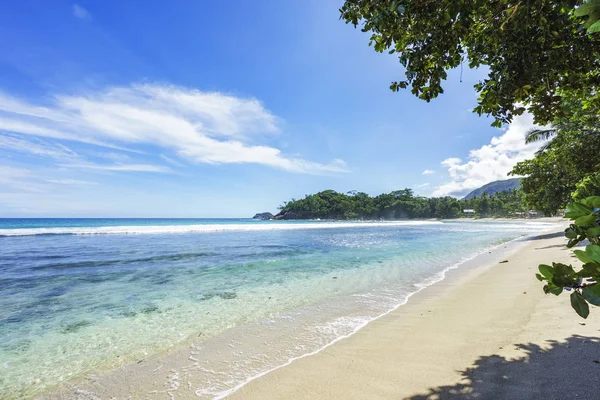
[340,0,600,126]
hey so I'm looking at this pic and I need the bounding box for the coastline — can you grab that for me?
[228,223,600,400]
[34,222,594,399]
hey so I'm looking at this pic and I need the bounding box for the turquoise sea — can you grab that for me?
[0,218,556,398]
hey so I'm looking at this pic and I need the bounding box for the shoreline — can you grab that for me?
[35,222,575,399]
[212,232,540,399]
[228,223,600,400]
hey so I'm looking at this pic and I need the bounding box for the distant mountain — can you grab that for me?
[462,178,521,200]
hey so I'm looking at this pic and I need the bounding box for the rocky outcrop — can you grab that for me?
[252,212,274,220]
[273,210,302,220]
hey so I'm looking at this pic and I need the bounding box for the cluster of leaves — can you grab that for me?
[575,0,600,32]
[536,196,600,318]
[572,173,600,201]
[276,188,525,220]
[339,0,600,126]
[509,90,600,215]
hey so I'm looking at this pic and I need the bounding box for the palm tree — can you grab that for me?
[525,128,556,155]
[525,128,556,143]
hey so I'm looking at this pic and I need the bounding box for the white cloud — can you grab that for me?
[46,179,98,185]
[59,161,172,173]
[73,4,91,20]
[422,169,435,175]
[0,133,160,175]
[100,152,131,162]
[0,133,79,160]
[160,154,185,167]
[432,113,544,197]
[0,84,348,174]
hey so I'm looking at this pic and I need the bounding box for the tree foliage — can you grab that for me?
[574,0,600,32]
[275,188,524,220]
[573,173,600,201]
[509,92,600,215]
[536,195,600,318]
[340,0,600,126]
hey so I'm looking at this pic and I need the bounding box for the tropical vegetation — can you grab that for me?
[275,188,525,220]
[509,91,600,216]
[536,196,600,318]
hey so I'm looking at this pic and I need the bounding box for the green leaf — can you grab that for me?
[564,211,581,219]
[570,291,590,319]
[587,226,600,237]
[535,273,544,281]
[565,205,592,220]
[491,120,502,128]
[582,285,600,306]
[574,250,594,264]
[582,263,600,275]
[574,3,597,17]
[582,196,600,208]
[575,215,597,226]
[549,286,563,295]
[543,283,563,296]
[565,229,578,239]
[588,20,600,33]
[552,263,578,287]
[568,202,593,216]
[586,245,600,264]
[538,264,554,279]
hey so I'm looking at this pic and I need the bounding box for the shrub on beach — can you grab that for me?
[536,195,600,318]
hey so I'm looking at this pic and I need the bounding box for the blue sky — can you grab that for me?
[0,1,541,217]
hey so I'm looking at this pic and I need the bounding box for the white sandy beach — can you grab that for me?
[39,223,600,399]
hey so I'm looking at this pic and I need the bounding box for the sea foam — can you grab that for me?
[0,220,443,237]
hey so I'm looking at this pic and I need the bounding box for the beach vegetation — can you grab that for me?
[536,195,600,318]
[573,174,600,201]
[275,188,525,220]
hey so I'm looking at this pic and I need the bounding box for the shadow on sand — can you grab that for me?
[407,335,600,399]
[525,231,565,241]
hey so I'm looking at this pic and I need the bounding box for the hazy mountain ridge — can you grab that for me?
[463,178,521,200]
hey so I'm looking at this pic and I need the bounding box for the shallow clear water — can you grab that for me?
[0,218,555,398]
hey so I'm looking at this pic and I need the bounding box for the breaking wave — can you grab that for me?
[0,221,443,237]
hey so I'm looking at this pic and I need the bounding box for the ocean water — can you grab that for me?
[0,218,556,398]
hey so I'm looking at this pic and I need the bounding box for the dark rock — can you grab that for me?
[218,291,237,300]
[252,212,274,220]
[272,210,310,220]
